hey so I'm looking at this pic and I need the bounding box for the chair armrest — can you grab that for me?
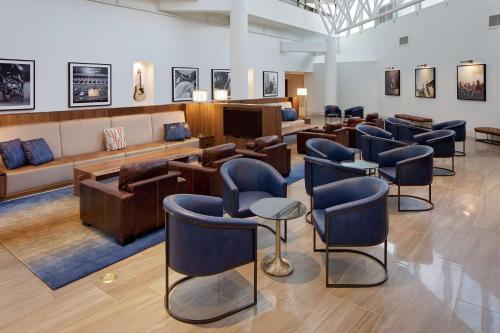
[264,167,287,198]
[127,171,181,189]
[80,179,133,200]
[324,188,387,218]
[212,154,244,169]
[221,168,240,217]
[378,148,405,168]
[236,149,267,160]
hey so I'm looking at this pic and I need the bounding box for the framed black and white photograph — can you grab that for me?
[263,71,278,97]
[457,64,486,101]
[211,69,231,99]
[68,62,111,108]
[0,58,35,111]
[415,67,436,98]
[385,69,400,96]
[172,67,199,102]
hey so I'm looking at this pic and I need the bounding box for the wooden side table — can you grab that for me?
[198,135,214,149]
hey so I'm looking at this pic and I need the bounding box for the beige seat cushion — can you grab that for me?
[263,102,292,110]
[110,114,154,146]
[151,111,186,142]
[123,142,167,157]
[0,122,62,165]
[60,117,110,157]
[282,119,305,128]
[1,158,73,195]
[165,138,199,150]
[68,150,126,167]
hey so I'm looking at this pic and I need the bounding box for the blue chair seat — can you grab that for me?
[238,191,275,218]
[378,167,396,182]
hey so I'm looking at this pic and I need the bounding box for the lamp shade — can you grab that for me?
[297,88,308,96]
[213,89,228,101]
[192,89,208,102]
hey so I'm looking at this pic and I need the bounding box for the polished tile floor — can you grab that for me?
[1,128,499,332]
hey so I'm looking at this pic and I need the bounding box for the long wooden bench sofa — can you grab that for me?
[0,110,198,200]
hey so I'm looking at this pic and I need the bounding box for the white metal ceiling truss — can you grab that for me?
[314,0,429,35]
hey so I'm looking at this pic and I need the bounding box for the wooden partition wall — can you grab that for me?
[228,96,300,112]
[0,101,284,149]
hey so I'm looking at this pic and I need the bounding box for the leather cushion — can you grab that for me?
[254,135,279,152]
[366,113,379,123]
[118,159,169,191]
[347,117,363,127]
[324,123,343,134]
[22,138,54,166]
[201,143,236,167]
[282,108,298,121]
[0,139,27,170]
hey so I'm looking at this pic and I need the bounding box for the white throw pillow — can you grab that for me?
[104,127,127,151]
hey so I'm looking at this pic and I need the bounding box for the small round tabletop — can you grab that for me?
[250,198,306,221]
[341,160,379,170]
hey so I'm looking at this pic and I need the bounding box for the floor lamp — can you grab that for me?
[297,88,310,124]
[192,89,208,138]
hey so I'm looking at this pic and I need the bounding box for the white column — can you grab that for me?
[230,0,249,100]
[324,35,338,106]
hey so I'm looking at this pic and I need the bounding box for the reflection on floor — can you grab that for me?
[0,118,499,332]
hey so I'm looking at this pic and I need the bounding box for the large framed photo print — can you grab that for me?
[172,67,199,102]
[263,71,278,97]
[69,62,111,108]
[457,64,486,101]
[385,69,400,96]
[212,69,231,99]
[415,67,436,98]
[0,58,35,111]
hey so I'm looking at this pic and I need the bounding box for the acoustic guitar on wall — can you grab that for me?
[133,69,146,101]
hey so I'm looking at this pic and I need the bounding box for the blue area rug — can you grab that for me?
[0,187,164,290]
[286,162,305,185]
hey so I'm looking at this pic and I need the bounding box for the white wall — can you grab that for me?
[1,0,314,112]
[336,0,500,130]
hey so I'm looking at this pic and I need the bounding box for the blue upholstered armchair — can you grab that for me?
[432,120,467,156]
[163,194,257,324]
[413,129,456,176]
[220,158,288,240]
[324,105,342,123]
[305,138,356,163]
[304,155,365,223]
[378,145,434,212]
[344,106,364,119]
[394,123,430,144]
[355,125,406,163]
[312,177,389,288]
[384,117,413,139]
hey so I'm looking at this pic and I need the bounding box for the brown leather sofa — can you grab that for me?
[80,159,186,245]
[236,135,291,176]
[169,143,243,197]
[296,126,349,154]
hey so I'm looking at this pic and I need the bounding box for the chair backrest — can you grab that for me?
[304,156,364,196]
[356,124,393,149]
[316,177,389,247]
[432,120,466,141]
[163,194,254,276]
[220,158,280,193]
[253,135,279,152]
[360,136,406,163]
[379,145,434,186]
[413,130,456,157]
[384,117,412,139]
[324,105,341,116]
[394,123,430,143]
[305,138,355,163]
[118,159,169,191]
[201,143,237,167]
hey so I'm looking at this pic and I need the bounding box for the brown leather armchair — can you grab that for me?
[168,143,243,197]
[236,135,291,176]
[296,125,349,154]
[80,159,187,245]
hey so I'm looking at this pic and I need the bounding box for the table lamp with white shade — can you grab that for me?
[213,89,228,102]
[297,88,310,124]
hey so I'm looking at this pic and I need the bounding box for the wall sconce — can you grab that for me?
[213,89,228,101]
[460,60,474,64]
[192,89,208,103]
[386,67,396,70]
[417,64,428,68]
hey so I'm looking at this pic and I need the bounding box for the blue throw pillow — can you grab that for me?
[183,123,192,139]
[164,123,186,141]
[0,138,27,170]
[282,108,298,121]
[21,138,54,166]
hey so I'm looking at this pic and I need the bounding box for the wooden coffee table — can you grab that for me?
[73,146,201,195]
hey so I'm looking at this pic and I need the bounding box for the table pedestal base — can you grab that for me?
[262,254,294,277]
